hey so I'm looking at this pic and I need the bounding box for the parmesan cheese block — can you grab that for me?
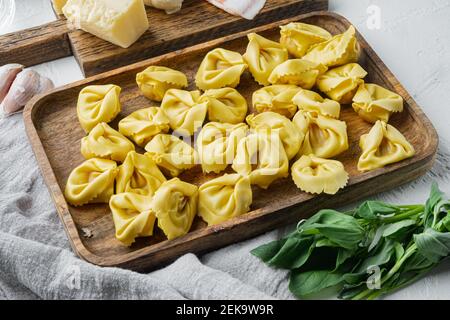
[51,0,68,14]
[63,0,149,48]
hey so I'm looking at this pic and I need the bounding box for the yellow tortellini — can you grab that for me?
[246,112,301,160]
[160,89,208,136]
[118,107,170,147]
[81,122,135,162]
[243,33,288,86]
[268,59,327,89]
[197,122,248,173]
[280,22,332,58]
[293,89,340,119]
[303,25,360,68]
[293,110,348,159]
[198,174,252,226]
[136,66,188,102]
[195,48,248,90]
[252,84,301,118]
[358,120,414,171]
[77,84,121,133]
[232,131,289,189]
[199,88,248,124]
[352,83,404,123]
[144,134,197,177]
[110,193,156,246]
[291,155,348,195]
[65,158,118,206]
[317,63,367,103]
[151,178,198,240]
[116,151,166,196]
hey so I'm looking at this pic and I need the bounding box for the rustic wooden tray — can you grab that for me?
[0,0,327,76]
[24,12,438,271]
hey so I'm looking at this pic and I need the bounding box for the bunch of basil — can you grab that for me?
[251,183,450,299]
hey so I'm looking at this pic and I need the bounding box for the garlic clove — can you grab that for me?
[38,76,55,93]
[1,69,41,115]
[0,64,24,104]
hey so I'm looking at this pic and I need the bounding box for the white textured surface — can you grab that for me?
[1,0,450,300]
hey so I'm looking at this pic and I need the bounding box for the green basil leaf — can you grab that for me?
[356,239,396,273]
[289,269,343,298]
[382,219,417,239]
[315,238,340,248]
[424,182,446,228]
[414,228,450,263]
[355,201,398,220]
[335,248,355,270]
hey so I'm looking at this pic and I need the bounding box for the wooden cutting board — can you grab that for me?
[0,0,327,76]
[24,12,438,271]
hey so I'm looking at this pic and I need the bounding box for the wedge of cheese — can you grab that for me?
[51,0,68,14]
[63,0,149,48]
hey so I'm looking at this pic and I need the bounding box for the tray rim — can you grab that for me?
[23,11,439,270]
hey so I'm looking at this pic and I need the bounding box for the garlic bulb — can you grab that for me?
[0,69,54,116]
[144,0,183,14]
[0,64,24,104]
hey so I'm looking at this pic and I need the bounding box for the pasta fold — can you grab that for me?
[252,84,301,118]
[199,88,248,124]
[293,89,341,119]
[268,59,327,89]
[136,66,188,101]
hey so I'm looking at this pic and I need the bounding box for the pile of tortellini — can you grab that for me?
[64,22,415,247]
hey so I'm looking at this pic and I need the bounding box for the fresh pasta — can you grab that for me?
[136,66,188,101]
[199,87,248,124]
[195,48,247,90]
[293,110,348,159]
[198,174,252,226]
[197,122,248,173]
[268,59,327,89]
[144,134,197,177]
[358,120,414,171]
[77,84,121,133]
[293,89,341,119]
[303,25,360,68]
[81,122,135,162]
[118,107,170,147]
[246,111,302,160]
[352,83,404,123]
[152,178,198,240]
[252,84,301,118]
[116,151,166,196]
[279,22,332,58]
[65,158,118,206]
[110,192,156,246]
[243,32,288,85]
[232,130,289,189]
[160,89,208,136]
[316,63,367,103]
[291,155,348,195]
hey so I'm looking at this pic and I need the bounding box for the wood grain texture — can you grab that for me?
[23,12,438,272]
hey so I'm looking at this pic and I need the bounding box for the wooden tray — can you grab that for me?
[0,0,327,77]
[24,12,438,271]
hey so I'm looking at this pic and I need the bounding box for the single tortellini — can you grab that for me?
[197,122,248,173]
[77,84,121,133]
[293,89,340,119]
[243,33,288,85]
[268,59,327,89]
[316,63,367,103]
[118,107,170,147]
[110,193,156,246]
[252,84,301,118]
[136,66,188,101]
[246,112,301,160]
[65,158,118,206]
[303,25,360,68]
[116,151,166,196]
[152,178,198,240]
[291,155,348,195]
[358,120,415,171]
[352,83,404,123]
[293,111,348,159]
[160,89,208,136]
[198,174,252,226]
[199,88,248,124]
[232,131,289,189]
[280,22,332,58]
[195,48,247,90]
[81,122,135,162]
[144,134,197,177]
